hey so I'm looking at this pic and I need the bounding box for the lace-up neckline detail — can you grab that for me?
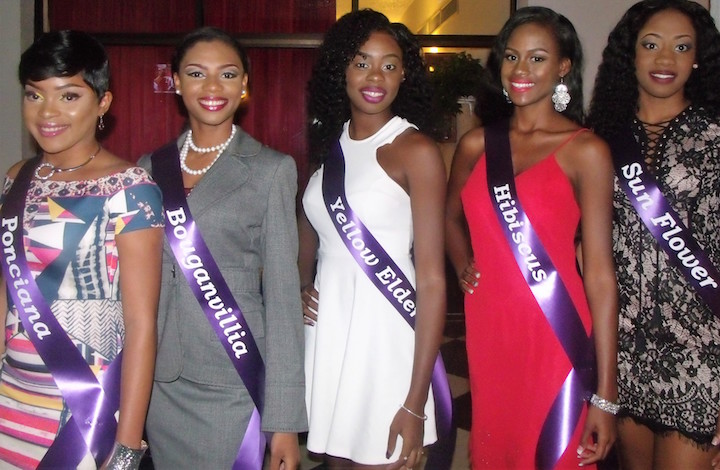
[637,118,672,173]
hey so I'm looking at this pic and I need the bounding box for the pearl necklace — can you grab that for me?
[34,145,102,181]
[180,125,237,176]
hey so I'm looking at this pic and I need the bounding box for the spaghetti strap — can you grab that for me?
[552,128,589,155]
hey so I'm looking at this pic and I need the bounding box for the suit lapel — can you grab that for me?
[185,128,259,216]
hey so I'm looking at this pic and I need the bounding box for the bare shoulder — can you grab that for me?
[450,126,486,174]
[99,151,135,174]
[5,160,30,179]
[564,130,611,162]
[557,130,614,183]
[393,129,441,161]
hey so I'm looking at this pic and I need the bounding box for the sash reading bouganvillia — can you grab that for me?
[322,140,455,470]
[0,157,120,468]
[609,125,720,317]
[484,120,596,470]
[151,143,266,470]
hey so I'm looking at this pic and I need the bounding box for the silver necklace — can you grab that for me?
[180,125,237,176]
[34,145,102,181]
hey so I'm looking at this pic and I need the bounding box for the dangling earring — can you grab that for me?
[97,114,105,131]
[502,88,512,104]
[552,76,570,113]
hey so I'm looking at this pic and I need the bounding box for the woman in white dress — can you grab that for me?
[299,9,447,470]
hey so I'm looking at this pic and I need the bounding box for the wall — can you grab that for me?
[0,0,34,173]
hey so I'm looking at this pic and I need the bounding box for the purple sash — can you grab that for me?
[151,143,266,470]
[322,140,455,470]
[484,120,595,470]
[0,157,121,468]
[610,126,720,316]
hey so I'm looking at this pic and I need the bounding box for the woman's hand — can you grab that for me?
[577,405,616,466]
[710,412,720,469]
[386,405,425,470]
[458,261,480,294]
[269,432,300,470]
[301,285,319,326]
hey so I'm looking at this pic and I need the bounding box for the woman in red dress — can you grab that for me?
[445,7,618,469]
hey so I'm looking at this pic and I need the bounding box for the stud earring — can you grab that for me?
[692,63,699,70]
[97,115,105,131]
[502,88,512,104]
[175,89,181,95]
[552,76,571,113]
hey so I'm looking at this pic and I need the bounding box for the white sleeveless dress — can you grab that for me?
[303,116,437,464]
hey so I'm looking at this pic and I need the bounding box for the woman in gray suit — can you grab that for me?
[140,27,306,469]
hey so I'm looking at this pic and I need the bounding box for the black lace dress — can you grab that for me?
[614,106,720,444]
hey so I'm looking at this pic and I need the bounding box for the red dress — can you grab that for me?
[461,147,595,469]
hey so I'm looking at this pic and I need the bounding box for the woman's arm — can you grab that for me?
[298,196,320,325]
[261,156,306,469]
[445,129,484,293]
[114,225,163,448]
[560,134,618,465]
[0,278,6,356]
[383,132,446,470]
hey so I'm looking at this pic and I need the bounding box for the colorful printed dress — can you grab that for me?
[461,136,595,469]
[614,106,720,444]
[0,167,163,469]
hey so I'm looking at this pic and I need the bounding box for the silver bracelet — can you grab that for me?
[105,440,148,470]
[399,404,428,421]
[589,393,620,415]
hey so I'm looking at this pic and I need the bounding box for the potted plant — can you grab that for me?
[428,52,485,141]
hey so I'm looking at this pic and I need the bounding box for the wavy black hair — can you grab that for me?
[587,0,720,141]
[477,6,585,126]
[307,9,433,166]
[19,30,109,99]
[172,27,250,80]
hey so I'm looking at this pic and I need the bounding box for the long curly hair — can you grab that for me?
[307,9,433,166]
[477,6,585,126]
[587,0,720,141]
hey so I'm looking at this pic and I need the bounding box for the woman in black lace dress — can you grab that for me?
[587,0,720,468]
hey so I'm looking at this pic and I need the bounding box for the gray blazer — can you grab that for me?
[139,128,307,432]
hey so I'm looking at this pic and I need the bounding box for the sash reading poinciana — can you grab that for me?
[484,120,596,470]
[609,125,720,317]
[322,140,455,469]
[0,157,122,468]
[151,144,266,470]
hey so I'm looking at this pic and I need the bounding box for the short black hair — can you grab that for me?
[478,6,585,125]
[19,30,109,99]
[171,27,250,79]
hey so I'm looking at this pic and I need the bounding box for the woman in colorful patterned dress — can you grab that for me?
[0,31,164,469]
[445,7,618,468]
[587,1,720,468]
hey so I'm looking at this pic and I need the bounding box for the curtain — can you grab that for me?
[47,0,336,181]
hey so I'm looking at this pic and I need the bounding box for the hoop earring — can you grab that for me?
[552,76,570,113]
[502,88,512,104]
[97,115,105,131]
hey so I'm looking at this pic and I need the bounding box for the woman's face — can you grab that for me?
[501,22,570,110]
[345,31,404,121]
[22,74,110,158]
[174,39,248,129]
[634,9,696,104]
